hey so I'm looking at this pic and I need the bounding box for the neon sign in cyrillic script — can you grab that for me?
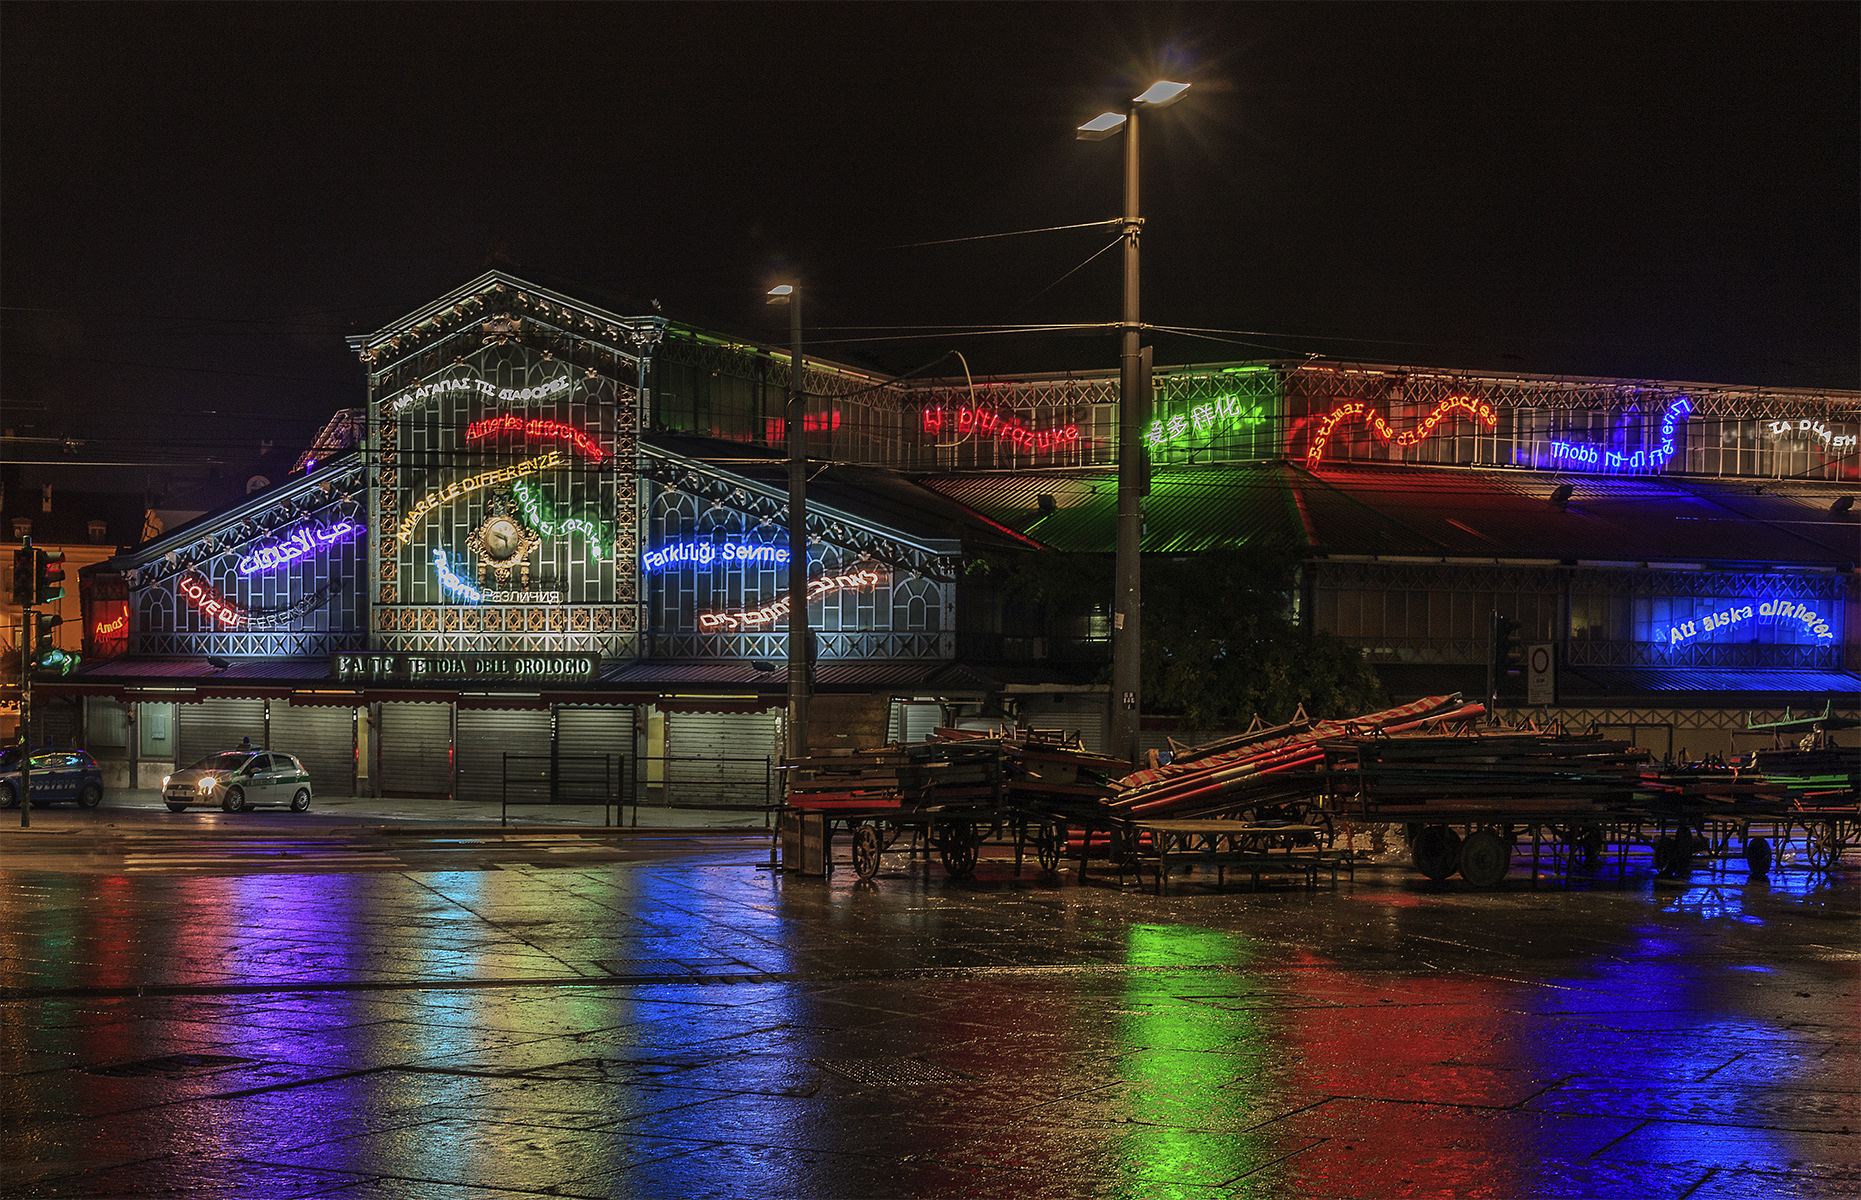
[642,541,790,573]
[237,521,362,576]
[1305,396,1498,468]
[395,450,563,544]
[389,373,571,414]
[1668,599,1834,646]
[921,406,1081,454]
[466,414,607,463]
[698,568,887,631]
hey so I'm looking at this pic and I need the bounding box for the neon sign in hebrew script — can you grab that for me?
[237,521,362,576]
[466,415,607,463]
[642,540,790,573]
[396,451,563,543]
[1668,599,1833,646]
[697,568,887,631]
[922,406,1081,454]
[1551,398,1693,474]
[1306,396,1498,468]
[1144,394,1263,450]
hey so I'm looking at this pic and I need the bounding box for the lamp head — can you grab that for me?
[766,284,794,306]
[1134,80,1191,108]
[1076,112,1127,141]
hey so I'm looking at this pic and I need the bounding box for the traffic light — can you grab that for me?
[1487,611,1525,707]
[8,547,29,605]
[34,548,65,605]
[30,611,76,675]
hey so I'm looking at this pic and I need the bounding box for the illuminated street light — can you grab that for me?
[1078,79,1190,767]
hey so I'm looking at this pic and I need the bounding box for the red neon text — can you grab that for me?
[94,613,127,637]
[922,406,1080,455]
[465,415,607,463]
[697,568,887,633]
[1306,395,1498,468]
[178,575,247,628]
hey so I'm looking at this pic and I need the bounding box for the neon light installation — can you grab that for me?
[466,415,607,463]
[642,540,790,573]
[237,520,363,576]
[94,612,127,637]
[1767,419,1857,451]
[390,372,570,415]
[698,568,887,631]
[1305,396,1498,468]
[1667,599,1833,646]
[432,549,483,603]
[178,575,246,628]
[1144,393,1263,450]
[396,450,563,543]
[510,481,607,560]
[1550,397,1694,474]
[921,406,1081,454]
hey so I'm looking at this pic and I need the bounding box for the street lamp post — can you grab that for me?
[1078,80,1189,767]
[767,284,809,760]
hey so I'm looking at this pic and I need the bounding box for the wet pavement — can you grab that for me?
[2,800,1857,1198]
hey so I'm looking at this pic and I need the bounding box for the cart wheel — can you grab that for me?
[852,824,882,880]
[1805,824,1836,871]
[939,823,979,877]
[1411,824,1461,882]
[1457,830,1510,888]
[1745,836,1772,875]
[1036,822,1064,873]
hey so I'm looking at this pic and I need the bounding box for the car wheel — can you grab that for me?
[0,782,16,809]
[290,788,311,812]
[222,787,245,813]
[165,802,189,813]
[78,783,103,809]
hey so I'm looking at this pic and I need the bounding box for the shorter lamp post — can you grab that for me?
[767,284,809,760]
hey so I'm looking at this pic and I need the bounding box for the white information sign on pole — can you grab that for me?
[1527,643,1555,706]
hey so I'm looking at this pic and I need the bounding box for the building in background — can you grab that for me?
[47,272,1858,798]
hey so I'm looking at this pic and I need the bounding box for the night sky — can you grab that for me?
[3,2,1856,494]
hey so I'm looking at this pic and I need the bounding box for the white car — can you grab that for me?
[163,751,314,813]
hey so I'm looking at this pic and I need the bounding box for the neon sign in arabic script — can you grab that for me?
[238,521,362,577]
[1668,599,1833,646]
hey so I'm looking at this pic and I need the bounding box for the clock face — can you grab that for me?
[479,515,525,561]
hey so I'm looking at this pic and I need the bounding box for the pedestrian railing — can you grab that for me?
[499,753,624,826]
[630,754,775,824]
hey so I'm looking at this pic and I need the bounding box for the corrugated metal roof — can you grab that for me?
[71,658,334,682]
[604,660,947,690]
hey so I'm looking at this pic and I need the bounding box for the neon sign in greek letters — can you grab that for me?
[466,415,607,463]
[390,373,571,415]
[1143,394,1263,450]
[1306,396,1498,468]
[642,540,790,573]
[396,450,563,544]
[698,568,887,631]
[921,406,1081,455]
[237,521,362,576]
[1668,599,1833,646]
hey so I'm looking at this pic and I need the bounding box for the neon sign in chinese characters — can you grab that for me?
[642,540,790,573]
[396,451,563,544]
[237,521,362,577]
[466,415,607,463]
[1551,397,1694,474]
[390,372,570,415]
[178,575,246,628]
[1144,394,1263,450]
[921,406,1081,455]
[1667,599,1834,646]
[698,568,888,631]
[1305,396,1498,468]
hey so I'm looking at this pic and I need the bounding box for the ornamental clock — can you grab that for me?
[466,492,541,587]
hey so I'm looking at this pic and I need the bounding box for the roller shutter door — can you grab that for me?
[379,702,453,798]
[456,709,554,804]
[556,707,632,805]
[1018,694,1109,755]
[270,703,356,797]
[666,710,779,807]
[30,699,80,750]
[889,701,945,746]
[177,699,266,768]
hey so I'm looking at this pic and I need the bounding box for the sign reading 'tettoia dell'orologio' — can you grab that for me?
[331,652,601,683]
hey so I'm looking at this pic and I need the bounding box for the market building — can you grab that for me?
[45,271,1860,802]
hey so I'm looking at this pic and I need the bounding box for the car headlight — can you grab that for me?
[162,775,170,789]
[203,778,216,791]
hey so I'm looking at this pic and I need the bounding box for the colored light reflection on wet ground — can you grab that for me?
[1,855,1855,1197]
